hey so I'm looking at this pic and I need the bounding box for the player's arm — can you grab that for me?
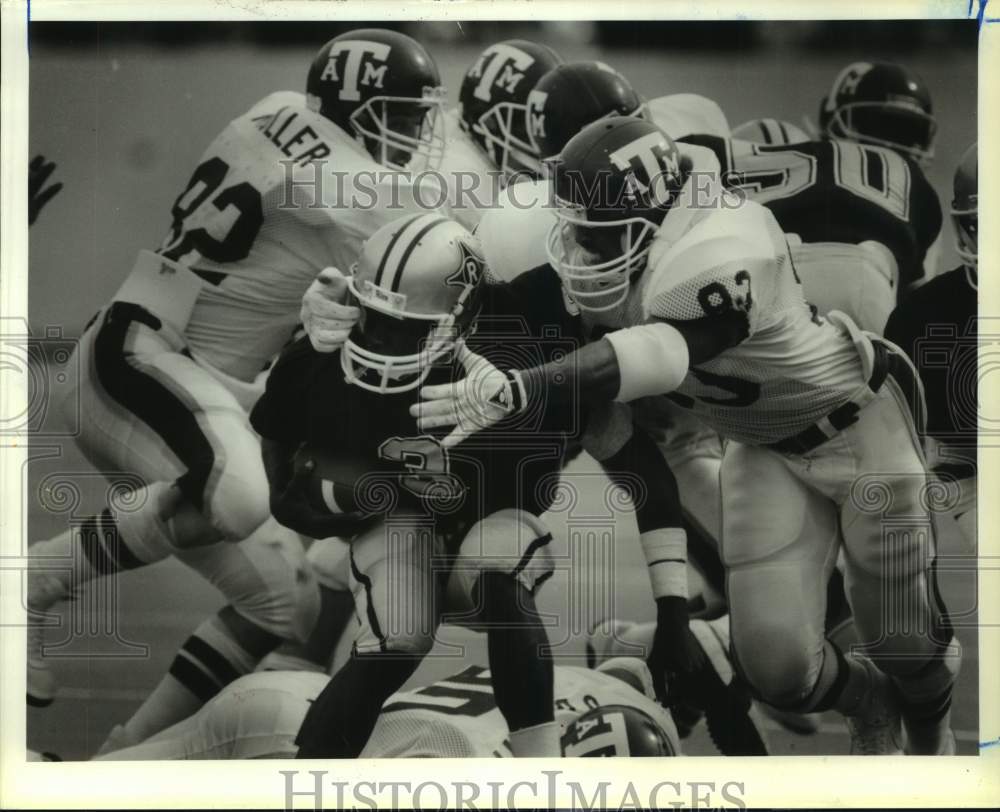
[250,340,367,539]
[411,316,740,445]
[590,415,706,702]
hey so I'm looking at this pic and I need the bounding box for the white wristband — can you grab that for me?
[640,527,688,600]
[604,323,690,403]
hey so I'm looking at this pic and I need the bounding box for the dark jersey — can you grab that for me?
[680,135,942,287]
[250,271,582,527]
[884,267,977,476]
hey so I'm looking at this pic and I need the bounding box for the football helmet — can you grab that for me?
[458,40,563,179]
[306,28,447,171]
[952,142,977,289]
[562,705,678,756]
[526,61,646,162]
[547,116,686,312]
[342,214,484,393]
[731,117,809,145]
[818,61,937,166]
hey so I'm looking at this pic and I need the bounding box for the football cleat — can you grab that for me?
[458,40,563,179]
[305,28,447,171]
[818,61,936,166]
[844,657,904,755]
[26,571,67,707]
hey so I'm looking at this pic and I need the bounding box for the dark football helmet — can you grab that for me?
[952,142,977,288]
[818,61,937,166]
[343,214,484,393]
[306,28,447,170]
[547,116,686,312]
[562,704,678,757]
[526,61,646,163]
[458,40,563,179]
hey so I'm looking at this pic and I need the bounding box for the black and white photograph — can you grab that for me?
[1,1,998,809]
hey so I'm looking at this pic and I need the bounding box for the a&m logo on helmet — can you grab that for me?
[526,89,548,142]
[467,42,536,102]
[319,39,392,102]
[823,61,873,112]
[608,131,681,209]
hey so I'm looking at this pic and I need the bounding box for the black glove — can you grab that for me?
[647,595,708,706]
[271,458,369,540]
[29,155,63,225]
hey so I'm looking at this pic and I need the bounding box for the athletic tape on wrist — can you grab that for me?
[640,527,688,599]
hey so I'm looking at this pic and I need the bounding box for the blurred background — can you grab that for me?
[26,20,980,758]
[29,19,977,336]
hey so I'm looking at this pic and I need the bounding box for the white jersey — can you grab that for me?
[601,175,870,446]
[363,664,678,758]
[98,665,677,760]
[648,93,730,140]
[439,108,501,232]
[116,91,444,382]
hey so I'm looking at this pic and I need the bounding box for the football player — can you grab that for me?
[253,214,568,758]
[681,61,943,334]
[885,143,978,549]
[413,117,962,755]
[93,658,678,760]
[26,28,448,745]
[730,118,809,145]
[439,39,563,230]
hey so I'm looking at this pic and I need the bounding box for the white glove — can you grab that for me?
[409,343,523,447]
[300,267,360,353]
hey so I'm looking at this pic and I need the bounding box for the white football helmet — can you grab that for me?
[342,214,484,393]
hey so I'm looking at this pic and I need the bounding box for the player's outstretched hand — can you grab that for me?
[411,342,517,448]
[29,154,63,225]
[647,597,708,706]
[300,267,360,353]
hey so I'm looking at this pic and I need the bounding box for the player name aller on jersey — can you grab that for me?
[253,105,333,166]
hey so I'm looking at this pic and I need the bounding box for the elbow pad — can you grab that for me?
[604,323,690,403]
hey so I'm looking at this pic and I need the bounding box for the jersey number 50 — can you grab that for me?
[160,157,264,265]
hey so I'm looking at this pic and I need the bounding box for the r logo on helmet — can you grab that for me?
[320,40,392,102]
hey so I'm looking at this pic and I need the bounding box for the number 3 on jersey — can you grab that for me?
[378,435,464,501]
[160,156,264,265]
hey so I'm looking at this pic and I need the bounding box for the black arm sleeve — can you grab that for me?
[249,336,318,444]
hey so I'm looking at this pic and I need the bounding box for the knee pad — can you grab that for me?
[732,623,824,710]
[445,509,554,618]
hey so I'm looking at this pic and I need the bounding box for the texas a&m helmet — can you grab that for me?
[562,704,679,757]
[306,28,447,170]
[952,142,977,288]
[526,61,646,163]
[547,116,686,312]
[458,40,563,179]
[342,214,485,393]
[818,61,937,166]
